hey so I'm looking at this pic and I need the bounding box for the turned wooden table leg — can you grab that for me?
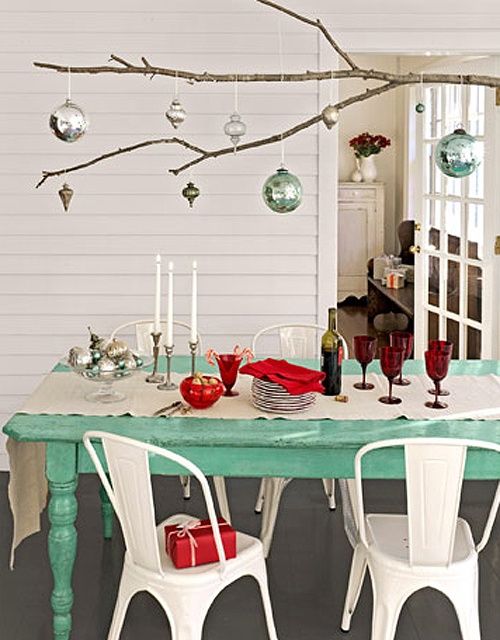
[47,442,78,640]
[99,481,113,539]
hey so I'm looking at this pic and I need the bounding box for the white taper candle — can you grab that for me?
[166,261,174,347]
[154,254,161,333]
[191,261,198,343]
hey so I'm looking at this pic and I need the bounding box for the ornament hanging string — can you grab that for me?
[234,74,239,113]
[174,71,179,99]
[329,68,334,105]
[67,66,71,101]
[278,18,286,167]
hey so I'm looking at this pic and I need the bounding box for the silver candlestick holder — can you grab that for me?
[189,340,198,376]
[157,344,177,390]
[146,331,164,383]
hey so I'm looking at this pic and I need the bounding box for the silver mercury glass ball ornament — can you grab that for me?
[321,105,340,129]
[262,166,303,214]
[435,127,482,178]
[165,98,187,129]
[415,102,426,114]
[224,112,247,148]
[49,98,88,143]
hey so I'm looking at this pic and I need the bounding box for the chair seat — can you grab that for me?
[366,513,476,567]
[150,513,264,583]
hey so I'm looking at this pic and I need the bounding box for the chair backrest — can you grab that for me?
[83,431,227,574]
[252,323,349,360]
[110,319,203,355]
[354,438,500,567]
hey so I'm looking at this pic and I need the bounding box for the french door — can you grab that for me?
[411,83,492,359]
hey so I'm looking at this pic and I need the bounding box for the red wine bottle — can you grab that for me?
[321,307,343,396]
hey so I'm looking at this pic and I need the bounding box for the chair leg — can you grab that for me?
[254,562,279,640]
[213,476,231,524]
[322,478,336,510]
[341,544,367,631]
[179,475,191,500]
[107,573,136,640]
[260,478,288,557]
[370,581,407,640]
[442,567,481,640]
[254,479,266,514]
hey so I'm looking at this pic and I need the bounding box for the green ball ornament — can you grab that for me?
[92,350,102,362]
[415,102,426,113]
[262,166,302,214]
[435,128,482,178]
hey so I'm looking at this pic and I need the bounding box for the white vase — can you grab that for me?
[360,155,377,183]
[350,157,363,183]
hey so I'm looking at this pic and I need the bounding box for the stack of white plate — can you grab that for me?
[251,378,316,414]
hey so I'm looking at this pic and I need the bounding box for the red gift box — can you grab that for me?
[164,518,236,569]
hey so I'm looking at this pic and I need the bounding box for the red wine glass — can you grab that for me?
[378,346,405,405]
[389,331,413,386]
[353,336,377,390]
[424,349,450,409]
[215,353,242,397]
[427,340,453,396]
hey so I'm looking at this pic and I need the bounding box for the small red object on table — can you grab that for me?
[164,518,236,569]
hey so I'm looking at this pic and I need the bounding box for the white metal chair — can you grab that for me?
[83,432,279,640]
[341,437,500,640]
[110,320,228,520]
[110,319,203,355]
[251,323,350,556]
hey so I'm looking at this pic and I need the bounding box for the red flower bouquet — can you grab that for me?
[349,132,391,158]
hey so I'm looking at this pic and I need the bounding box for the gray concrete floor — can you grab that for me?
[0,473,498,639]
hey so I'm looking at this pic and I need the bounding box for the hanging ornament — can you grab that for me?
[58,182,74,212]
[166,72,186,129]
[224,112,247,149]
[165,98,187,129]
[49,99,88,142]
[182,181,200,207]
[224,75,247,149]
[415,73,426,114]
[321,104,340,129]
[435,127,482,178]
[262,166,302,214]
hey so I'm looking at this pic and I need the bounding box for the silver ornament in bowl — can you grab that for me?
[68,346,93,370]
[105,338,130,361]
[121,355,137,370]
[98,357,117,374]
[49,99,88,143]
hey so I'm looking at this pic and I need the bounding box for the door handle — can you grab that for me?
[414,223,422,232]
[409,245,421,254]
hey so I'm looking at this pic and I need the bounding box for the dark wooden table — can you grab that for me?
[367,276,414,330]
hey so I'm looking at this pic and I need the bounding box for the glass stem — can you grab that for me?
[388,379,393,400]
[361,363,367,387]
[434,383,439,408]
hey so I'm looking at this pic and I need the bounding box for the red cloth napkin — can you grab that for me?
[240,358,325,395]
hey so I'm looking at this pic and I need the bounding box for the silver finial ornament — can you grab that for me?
[224,112,247,148]
[182,181,200,207]
[58,183,74,212]
[321,105,340,129]
[49,99,88,142]
[165,98,187,129]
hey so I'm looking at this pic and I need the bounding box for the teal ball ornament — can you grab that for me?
[415,102,426,113]
[262,166,303,214]
[435,128,481,178]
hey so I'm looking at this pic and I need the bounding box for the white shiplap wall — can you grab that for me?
[0,1,326,468]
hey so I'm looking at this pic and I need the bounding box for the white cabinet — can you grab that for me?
[337,182,385,302]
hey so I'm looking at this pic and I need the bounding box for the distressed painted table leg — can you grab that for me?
[47,442,78,640]
[99,480,113,539]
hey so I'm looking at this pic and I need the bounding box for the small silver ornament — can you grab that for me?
[105,338,129,361]
[415,102,426,114]
[58,183,74,212]
[321,105,340,129]
[133,355,144,367]
[165,98,187,129]
[121,355,137,370]
[224,112,247,148]
[98,357,117,373]
[182,181,200,207]
[68,346,93,370]
[49,99,88,143]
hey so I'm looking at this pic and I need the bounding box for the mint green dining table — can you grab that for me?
[4,357,500,640]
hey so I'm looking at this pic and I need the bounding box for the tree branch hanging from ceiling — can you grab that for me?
[33,0,500,188]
